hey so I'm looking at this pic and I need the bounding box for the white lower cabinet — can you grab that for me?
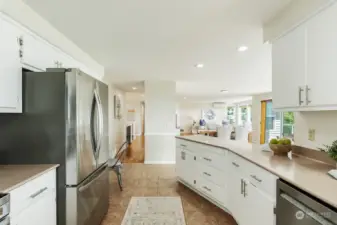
[12,190,56,225]
[176,139,277,225]
[9,169,57,225]
[176,147,196,187]
[246,182,275,225]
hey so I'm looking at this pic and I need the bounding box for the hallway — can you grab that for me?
[123,135,145,163]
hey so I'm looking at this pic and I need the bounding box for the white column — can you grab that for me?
[144,80,176,164]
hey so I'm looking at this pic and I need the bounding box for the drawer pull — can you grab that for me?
[203,157,212,162]
[180,144,187,147]
[203,172,211,177]
[203,186,212,192]
[250,175,262,183]
[30,187,48,199]
[232,162,240,168]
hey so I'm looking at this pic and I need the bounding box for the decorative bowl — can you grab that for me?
[269,144,292,155]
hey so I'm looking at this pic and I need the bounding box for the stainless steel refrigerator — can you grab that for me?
[0,68,109,225]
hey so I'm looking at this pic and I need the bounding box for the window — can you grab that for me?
[227,106,236,125]
[260,100,294,144]
[240,106,247,125]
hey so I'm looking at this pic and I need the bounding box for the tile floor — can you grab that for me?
[102,164,237,225]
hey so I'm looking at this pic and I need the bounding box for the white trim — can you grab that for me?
[144,161,176,165]
[136,133,142,136]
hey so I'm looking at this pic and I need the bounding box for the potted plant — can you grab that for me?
[319,140,337,168]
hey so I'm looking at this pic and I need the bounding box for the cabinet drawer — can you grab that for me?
[197,177,226,205]
[9,169,56,218]
[197,163,226,188]
[247,163,278,198]
[196,146,226,170]
[228,152,278,198]
[228,152,250,171]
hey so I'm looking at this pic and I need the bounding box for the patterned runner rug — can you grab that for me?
[121,197,186,225]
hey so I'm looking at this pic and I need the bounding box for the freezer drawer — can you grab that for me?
[66,165,109,225]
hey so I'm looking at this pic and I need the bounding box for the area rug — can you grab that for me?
[121,197,186,225]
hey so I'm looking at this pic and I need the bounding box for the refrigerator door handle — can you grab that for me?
[78,165,108,192]
[90,91,97,156]
[94,89,104,157]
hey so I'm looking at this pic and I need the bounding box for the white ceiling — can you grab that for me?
[24,0,291,99]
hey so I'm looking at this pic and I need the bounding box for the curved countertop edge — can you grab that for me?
[176,135,337,209]
[0,164,59,193]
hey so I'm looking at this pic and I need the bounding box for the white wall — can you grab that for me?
[108,84,126,159]
[0,0,104,79]
[294,111,337,150]
[125,92,143,135]
[251,92,272,144]
[144,80,176,164]
[264,0,335,41]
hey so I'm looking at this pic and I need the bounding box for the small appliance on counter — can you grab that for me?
[276,179,337,225]
[0,194,10,225]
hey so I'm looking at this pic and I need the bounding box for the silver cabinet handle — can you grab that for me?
[180,144,187,147]
[203,157,212,162]
[181,151,186,160]
[203,186,212,192]
[250,175,262,183]
[30,187,48,199]
[243,181,248,197]
[299,86,304,105]
[203,172,211,177]
[240,179,244,194]
[305,85,311,105]
[232,162,239,168]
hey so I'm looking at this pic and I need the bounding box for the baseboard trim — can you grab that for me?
[144,161,176,165]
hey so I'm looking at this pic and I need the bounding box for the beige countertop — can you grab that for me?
[0,164,59,193]
[176,135,337,209]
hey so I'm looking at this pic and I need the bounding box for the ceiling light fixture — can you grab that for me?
[184,97,187,100]
[220,90,229,93]
[237,46,248,52]
[195,64,204,68]
[132,87,137,90]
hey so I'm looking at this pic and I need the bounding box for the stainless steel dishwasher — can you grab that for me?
[276,180,337,225]
[0,194,10,225]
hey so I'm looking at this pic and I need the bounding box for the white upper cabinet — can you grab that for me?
[272,2,337,111]
[21,33,59,71]
[306,3,337,108]
[272,26,306,110]
[0,18,22,113]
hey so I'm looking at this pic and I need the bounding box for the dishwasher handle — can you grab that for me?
[280,193,334,225]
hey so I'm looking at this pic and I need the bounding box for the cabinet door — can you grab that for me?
[272,26,306,109]
[0,18,22,113]
[176,148,196,186]
[306,3,337,108]
[227,164,245,225]
[13,191,56,225]
[22,33,58,71]
[246,183,275,225]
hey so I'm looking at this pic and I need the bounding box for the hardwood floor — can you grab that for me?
[102,164,237,225]
[123,135,145,163]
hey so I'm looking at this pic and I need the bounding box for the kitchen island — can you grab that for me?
[175,135,337,225]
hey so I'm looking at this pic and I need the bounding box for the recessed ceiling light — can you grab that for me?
[184,97,187,100]
[195,64,204,68]
[238,46,248,52]
[132,87,137,90]
[220,90,229,93]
